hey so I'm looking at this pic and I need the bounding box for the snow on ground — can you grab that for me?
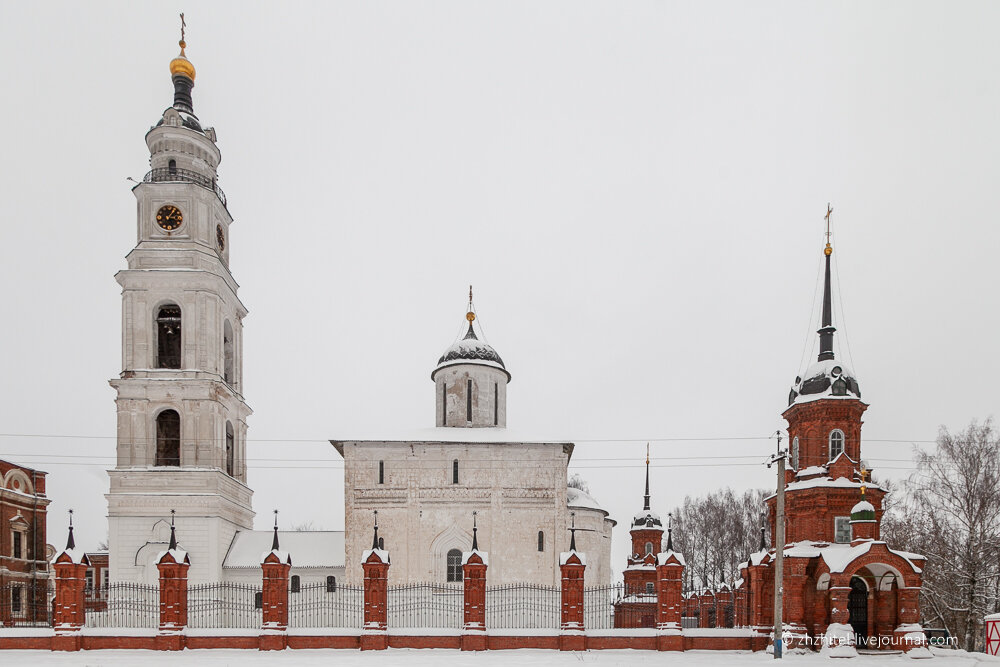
[3,647,998,667]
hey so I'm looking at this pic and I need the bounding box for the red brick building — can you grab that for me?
[614,456,663,628]
[737,236,925,651]
[0,459,51,625]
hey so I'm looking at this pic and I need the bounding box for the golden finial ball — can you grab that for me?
[170,54,196,81]
[824,244,833,256]
[466,312,476,322]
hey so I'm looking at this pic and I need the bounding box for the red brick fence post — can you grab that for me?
[559,519,586,652]
[52,518,89,652]
[461,515,488,651]
[260,518,292,651]
[361,513,389,650]
[155,517,190,650]
[655,545,685,651]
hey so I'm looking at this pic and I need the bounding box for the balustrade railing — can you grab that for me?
[142,168,227,207]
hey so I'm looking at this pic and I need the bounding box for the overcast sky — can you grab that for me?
[1,2,998,572]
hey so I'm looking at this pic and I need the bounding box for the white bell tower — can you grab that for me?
[107,28,254,584]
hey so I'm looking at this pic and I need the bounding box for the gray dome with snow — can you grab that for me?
[632,509,662,529]
[434,324,509,379]
[788,359,861,406]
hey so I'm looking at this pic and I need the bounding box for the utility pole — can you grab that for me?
[768,431,787,659]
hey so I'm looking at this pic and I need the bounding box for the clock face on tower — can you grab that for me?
[156,205,183,231]
[216,224,226,251]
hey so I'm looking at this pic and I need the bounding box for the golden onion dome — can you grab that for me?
[169,40,196,80]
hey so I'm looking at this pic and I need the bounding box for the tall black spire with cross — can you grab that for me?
[643,443,651,511]
[817,204,837,362]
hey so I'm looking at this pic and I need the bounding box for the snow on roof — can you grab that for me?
[156,548,190,565]
[779,540,923,574]
[461,550,489,566]
[567,487,606,514]
[559,550,587,566]
[783,476,886,493]
[331,428,575,447]
[851,500,875,514]
[361,548,389,564]
[261,549,291,565]
[224,531,344,569]
[657,550,686,566]
[55,548,89,565]
[795,465,828,478]
[787,359,862,408]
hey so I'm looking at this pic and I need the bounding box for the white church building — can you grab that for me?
[106,36,614,588]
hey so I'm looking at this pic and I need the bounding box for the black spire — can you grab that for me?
[817,204,837,362]
[271,510,280,551]
[643,444,651,511]
[666,512,674,551]
[170,14,196,115]
[569,512,577,552]
[65,509,76,551]
[172,73,195,115]
[472,512,479,551]
[168,510,178,550]
[464,285,478,340]
[372,510,380,550]
[759,522,766,551]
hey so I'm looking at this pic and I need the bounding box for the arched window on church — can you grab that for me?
[225,421,234,477]
[155,410,180,467]
[537,531,544,552]
[791,436,800,470]
[291,575,300,593]
[326,576,337,593]
[446,549,463,582]
[378,537,384,550]
[223,320,234,386]
[452,459,459,484]
[378,460,384,485]
[829,430,845,461]
[645,542,653,556]
[168,159,177,175]
[156,305,182,369]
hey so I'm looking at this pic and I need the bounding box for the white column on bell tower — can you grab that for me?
[106,26,254,585]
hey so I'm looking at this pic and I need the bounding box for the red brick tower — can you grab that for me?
[624,448,662,597]
[767,227,884,546]
[747,214,924,651]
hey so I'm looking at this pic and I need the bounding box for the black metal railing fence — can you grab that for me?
[387,582,463,629]
[288,582,364,628]
[143,168,227,207]
[187,582,261,629]
[0,580,53,627]
[84,582,158,628]
[485,583,560,630]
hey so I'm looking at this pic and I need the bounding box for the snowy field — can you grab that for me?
[3,647,998,667]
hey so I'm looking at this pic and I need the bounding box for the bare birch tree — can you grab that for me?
[882,419,1000,652]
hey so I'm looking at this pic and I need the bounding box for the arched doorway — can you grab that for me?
[848,577,869,647]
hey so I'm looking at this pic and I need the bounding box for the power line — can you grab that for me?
[0,432,943,444]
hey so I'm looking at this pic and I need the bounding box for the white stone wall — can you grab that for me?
[433,364,508,428]
[338,441,612,587]
[108,112,254,586]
